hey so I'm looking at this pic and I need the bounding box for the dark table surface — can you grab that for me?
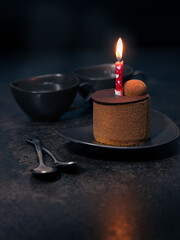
[0,47,180,240]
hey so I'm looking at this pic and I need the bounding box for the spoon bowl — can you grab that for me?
[31,165,56,175]
[53,161,76,167]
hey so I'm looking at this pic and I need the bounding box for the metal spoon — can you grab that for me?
[31,137,57,175]
[26,138,77,167]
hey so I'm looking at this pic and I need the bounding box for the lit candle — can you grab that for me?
[115,37,123,96]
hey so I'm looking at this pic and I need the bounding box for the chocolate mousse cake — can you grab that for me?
[91,80,151,146]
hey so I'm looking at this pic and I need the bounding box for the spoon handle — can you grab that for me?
[41,143,58,163]
[26,138,77,166]
[32,137,45,166]
[26,138,58,163]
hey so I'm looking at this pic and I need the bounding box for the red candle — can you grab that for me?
[115,38,123,96]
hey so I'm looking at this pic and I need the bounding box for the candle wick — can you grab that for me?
[117,58,122,62]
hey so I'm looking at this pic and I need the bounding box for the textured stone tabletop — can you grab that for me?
[0,48,180,240]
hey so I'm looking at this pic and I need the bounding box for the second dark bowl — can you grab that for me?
[72,63,146,98]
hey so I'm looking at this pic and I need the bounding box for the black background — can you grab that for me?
[0,0,179,57]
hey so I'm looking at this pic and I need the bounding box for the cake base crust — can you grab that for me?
[94,136,148,147]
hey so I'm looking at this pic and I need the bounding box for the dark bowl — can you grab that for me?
[10,74,79,121]
[72,63,145,97]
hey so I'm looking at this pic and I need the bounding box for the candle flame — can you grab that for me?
[116,37,123,60]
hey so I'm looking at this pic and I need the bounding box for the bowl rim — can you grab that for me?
[72,63,133,81]
[10,73,79,94]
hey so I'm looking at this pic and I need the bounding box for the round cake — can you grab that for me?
[91,80,151,146]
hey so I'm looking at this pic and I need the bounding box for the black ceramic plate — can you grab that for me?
[56,110,179,150]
